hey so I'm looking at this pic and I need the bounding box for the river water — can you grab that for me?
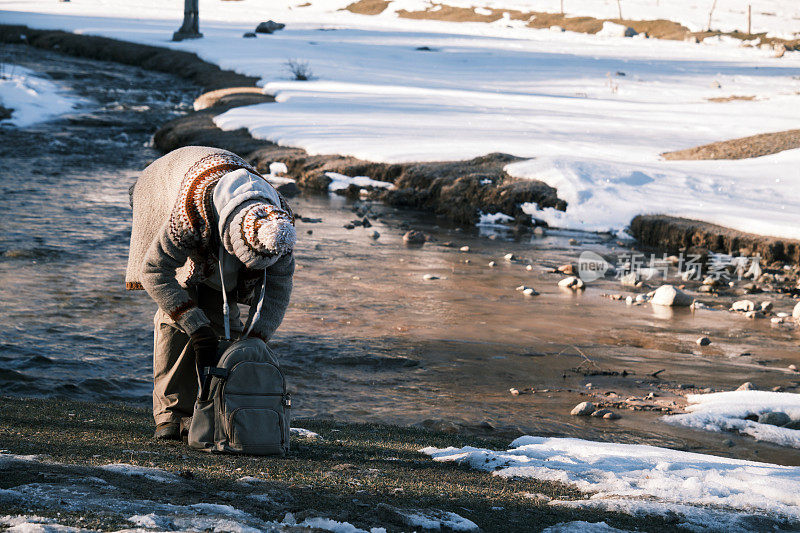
[1,44,799,465]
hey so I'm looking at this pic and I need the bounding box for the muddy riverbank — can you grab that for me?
[2,41,800,469]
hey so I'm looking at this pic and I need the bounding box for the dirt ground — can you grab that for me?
[0,397,694,532]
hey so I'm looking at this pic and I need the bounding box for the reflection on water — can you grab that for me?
[2,44,799,465]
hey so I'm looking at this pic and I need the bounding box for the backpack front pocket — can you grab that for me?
[227,407,285,454]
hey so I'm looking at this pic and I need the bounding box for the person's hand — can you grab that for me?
[190,325,219,371]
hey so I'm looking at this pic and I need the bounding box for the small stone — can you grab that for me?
[789,364,798,372]
[620,272,639,287]
[459,246,470,252]
[702,276,719,287]
[570,401,596,416]
[625,296,633,305]
[760,301,773,312]
[422,274,440,281]
[526,265,533,271]
[793,302,800,321]
[557,264,574,275]
[488,261,496,267]
[722,438,735,447]
[758,412,791,426]
[591,408,612,418]
[731,300,755,312]
[568,238,578,245]
[403,230,426,245]
[370,231,380,240]
[736,381,756,391]
[516,285,527,291]
[509,388,520,396]
[504,253,517,261]
[243,32,257,38]
[522,288,537,296]
[255,20,286,34]
[343,224,355,229]
[603,411,621,420]
[772,386,784,392]
[696,337,711,346]
[361,218,372,228]
[650,285,693,307]
[533,227,546,236]
[558,276,585,290]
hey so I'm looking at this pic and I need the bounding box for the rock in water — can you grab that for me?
[731,300,755,312]
[620,272,639,287]
[459,246,470,252]
[696,337,711,346]
[558,276,585,290]
[403,230,426,245]
[736,381,756,391]
[370,231,380,240]
[243,32,257,38]
[570,401,595,416]
[760,301,773,313]
[557,264,574,275]
[793,302,800,322]
[276,181,300,197]
[758,412,791,426]
[650,285,693,307]
[255,20,285,34]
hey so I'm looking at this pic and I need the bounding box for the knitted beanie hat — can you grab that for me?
[222,200,296,270]
[213,168,296,270]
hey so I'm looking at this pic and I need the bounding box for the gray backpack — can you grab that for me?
[187,247,291,455]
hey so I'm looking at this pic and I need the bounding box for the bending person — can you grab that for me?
[126,146,296,440]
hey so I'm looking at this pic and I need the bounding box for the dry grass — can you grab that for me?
[344,1,799,49]
[662,129,800,160]
[706,95,756,102]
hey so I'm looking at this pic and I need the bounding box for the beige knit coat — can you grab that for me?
[126,146,294,340]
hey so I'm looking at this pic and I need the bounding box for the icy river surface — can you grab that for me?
[1,44,799,466]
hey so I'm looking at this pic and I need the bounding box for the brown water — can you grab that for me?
[1,44,799,466]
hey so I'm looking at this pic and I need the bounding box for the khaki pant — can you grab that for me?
[152,285,242,426]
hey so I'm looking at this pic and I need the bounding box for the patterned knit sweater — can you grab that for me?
[126,146,294,339]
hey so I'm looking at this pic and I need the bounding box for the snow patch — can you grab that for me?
[422,436,800,528]
[399,510,479,531]
[0,65,80,127]
[663,390,800,448]
[98,463,180,483]
[290,427,320,439]
[542,521,633,533]
[477,212,513,226]
[325,172,394,192]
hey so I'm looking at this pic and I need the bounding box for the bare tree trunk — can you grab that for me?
[616,0,623,20]
[706,0,717,31]
[560,0,564,15]
[173,0,202,41]
[747,4,752,34]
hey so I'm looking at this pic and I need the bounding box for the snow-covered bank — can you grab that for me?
[664,390,800,448]
[0,65,79,127]
[4,1,800,237]
[423,436,800,531]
